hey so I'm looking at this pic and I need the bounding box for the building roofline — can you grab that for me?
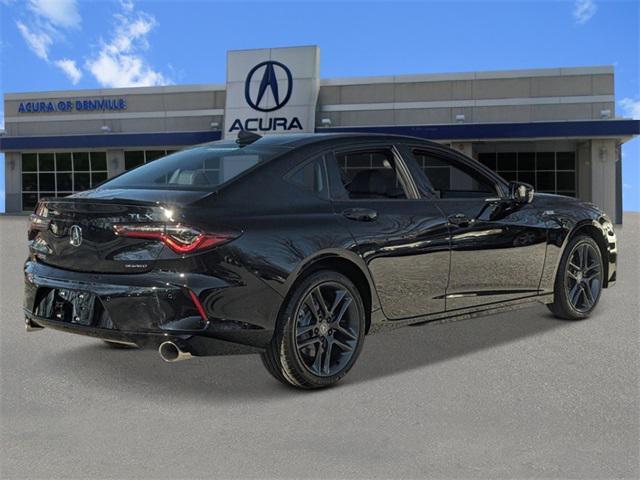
[320,65,614,86]
[4,65,614,100]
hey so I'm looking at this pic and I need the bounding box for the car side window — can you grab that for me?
[412,149,498,199]
[286,156,328,197]
[334,149,409,200]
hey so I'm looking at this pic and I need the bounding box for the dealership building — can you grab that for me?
[2,45,638,222]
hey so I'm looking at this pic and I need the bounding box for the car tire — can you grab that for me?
[261,270,366,389]
[547,234,604,320]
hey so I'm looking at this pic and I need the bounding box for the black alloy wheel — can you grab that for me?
[261,271,366,389]
[565,242,602,313]
[294,282,360,377]
[548,235,604,320]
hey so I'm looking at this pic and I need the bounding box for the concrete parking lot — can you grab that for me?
[1,214,638,479]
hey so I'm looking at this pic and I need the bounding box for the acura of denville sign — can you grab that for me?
[18,98,127,114]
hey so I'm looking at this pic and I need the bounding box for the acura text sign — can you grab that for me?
[224,46,320,139]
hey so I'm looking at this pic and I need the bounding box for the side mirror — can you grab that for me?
[508,181,534,204]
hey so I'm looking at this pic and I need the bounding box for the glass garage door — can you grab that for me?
[21,151,108,210]
[124,149,177,170]
[477,151,576,197]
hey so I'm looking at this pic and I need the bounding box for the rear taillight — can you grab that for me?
[28,201,51,235]
[113,223,237,254]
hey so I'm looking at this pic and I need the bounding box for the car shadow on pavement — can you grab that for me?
[44,342,292,401]
[42,305,568,398]
[350,304,569,385]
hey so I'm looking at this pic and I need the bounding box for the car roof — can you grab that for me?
[201,132,443,150]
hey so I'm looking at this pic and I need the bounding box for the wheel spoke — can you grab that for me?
[581,283,595,307]
[584,269,600,280]
[296,324,316,337]
[333,296,353,325]
[582,245,590,268]
[312,287,330,318]
[585,261,600,274]
[322,341,333,375]
[297,336,321,350]
[332,338,354,352]
[329,289,347,315]
[566,270,578,280]
[575,246,583,269]
[568,283,581,306]
[333,324,358,341]
[569,261,581,271]
[311,342,324,373]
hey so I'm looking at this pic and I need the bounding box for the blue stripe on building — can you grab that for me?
[0,130,222,150]
[1,120,638,150]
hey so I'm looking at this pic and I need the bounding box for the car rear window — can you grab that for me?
[100,143,286,191]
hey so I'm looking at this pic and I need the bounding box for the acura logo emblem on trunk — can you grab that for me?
[69,225,83,247]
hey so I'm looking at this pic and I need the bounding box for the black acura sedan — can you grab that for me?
[24,132,616,389]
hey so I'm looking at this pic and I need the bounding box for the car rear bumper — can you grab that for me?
[24,312,263,356]
[23,260,275,355]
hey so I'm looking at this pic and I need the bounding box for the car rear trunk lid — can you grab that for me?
[28,190,208,273]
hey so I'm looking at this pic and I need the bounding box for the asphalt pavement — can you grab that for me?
[1,213,638,479]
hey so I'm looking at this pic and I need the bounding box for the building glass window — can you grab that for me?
[335,149,409,199]
[124,150,176,170]
[413,150,496,198]
[336,151,390,181]
[20,151,109,210]
[477,151,576,197]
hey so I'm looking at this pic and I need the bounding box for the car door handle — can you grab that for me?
[448,213,473,227]
[342,208,378,222]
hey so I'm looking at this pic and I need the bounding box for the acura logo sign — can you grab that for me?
[69,225,83,247]
[244,61,293,112]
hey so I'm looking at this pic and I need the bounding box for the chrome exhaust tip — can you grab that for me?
[25,317,44,332]
[158,341,192,362]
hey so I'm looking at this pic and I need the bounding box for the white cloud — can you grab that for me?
[573,0,597,24]
[619,98,640,119]
[55,58,82,84]
[15,0,83,85]
[27,0,80,28]
[16,20,52,60]
[120,0,134,13]
[86,3,170,88]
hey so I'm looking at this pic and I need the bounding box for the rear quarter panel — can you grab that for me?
[191,151,378,331]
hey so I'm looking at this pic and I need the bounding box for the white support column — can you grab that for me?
[107,149,125,178]
[576,141,591,202]
[451,142,474,159]
[590,139,617,218]
[4,152,23,213]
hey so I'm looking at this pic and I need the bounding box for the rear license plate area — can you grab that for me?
[34,288,112,328]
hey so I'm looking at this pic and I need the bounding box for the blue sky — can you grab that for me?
[1,0,638,212]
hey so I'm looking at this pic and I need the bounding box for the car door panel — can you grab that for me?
[335,200,450,319]
[435,198,548,310]
[402,144,548,311]
[326,145,450,320]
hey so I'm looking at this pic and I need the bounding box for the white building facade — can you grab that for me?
[2,46,638,222]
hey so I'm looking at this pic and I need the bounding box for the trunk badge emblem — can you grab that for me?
[69,225,83,247]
